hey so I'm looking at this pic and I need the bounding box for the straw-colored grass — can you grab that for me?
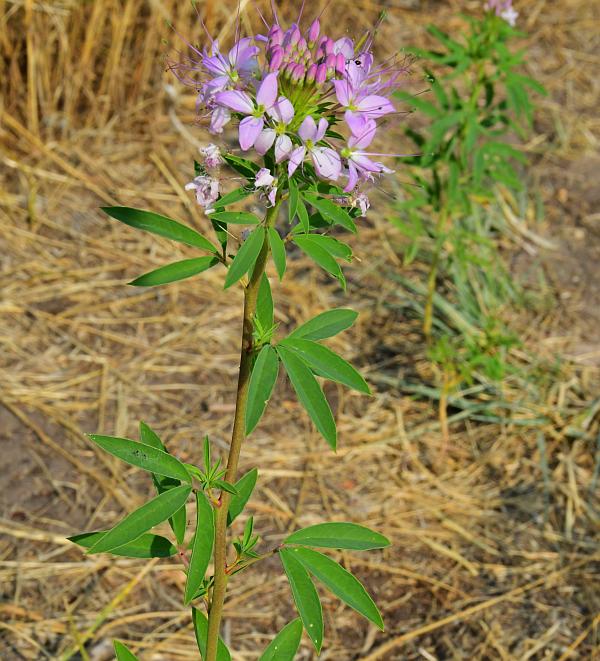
[1,1,599,659]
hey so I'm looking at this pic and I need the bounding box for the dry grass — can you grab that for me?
[1,0,599,659]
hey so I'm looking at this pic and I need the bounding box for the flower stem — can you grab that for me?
[205,202,281,661]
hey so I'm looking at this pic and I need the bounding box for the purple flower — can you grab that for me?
[353,192,370,217]
[334,78,395,126]
[200,143,223,169]
[485,0,518,25]
[255,168,278,206]
[341,119,393,192]
[185,175,220,212]
[202,38,259,91]
[209,106,231,134]
[254,96,295,163]
[288,116,342,181]
[215,73,279,151]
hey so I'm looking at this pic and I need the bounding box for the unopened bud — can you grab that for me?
[308,19,320,45]
[325,53,336,72]
[268,45,284,71]
[291,63,305,82]
[335,52,346,75]
[268,25,283,46]
[324,37,334,56]
[315,63,327,84]
[305,63,317,83]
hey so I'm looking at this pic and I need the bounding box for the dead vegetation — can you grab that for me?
[0,0,599,659]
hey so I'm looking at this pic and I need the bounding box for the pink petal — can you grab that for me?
[333,37,354,58]
[356,95,395,118]
[348,116,377,149]
[256,72,278,108]
[268,96,294,124]
[333,79,352,107]
[351,152,381,172]
[312,147,341,181]
[215,90,254,114]
[298,116,317,142]
[275,135,293,162]
[254,128,276,155]
[288,146,306,176]
[344,161,359,192]
[315,118,329,142]
[209,106,231,134]
[239,116,264,150]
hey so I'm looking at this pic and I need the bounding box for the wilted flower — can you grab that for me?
[185,175,220,212]
[200,143,223,169]
[255,168,278,206]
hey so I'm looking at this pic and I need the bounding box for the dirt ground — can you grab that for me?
[0,0,599,659]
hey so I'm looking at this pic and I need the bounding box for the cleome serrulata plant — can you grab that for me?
[69,4,404,660]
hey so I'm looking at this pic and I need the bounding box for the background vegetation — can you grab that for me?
[1,0,599,658]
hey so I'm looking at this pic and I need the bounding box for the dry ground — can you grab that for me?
[0,0,599,659]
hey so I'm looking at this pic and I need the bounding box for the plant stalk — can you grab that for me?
[423,207,448,340]
[205,202,280,661]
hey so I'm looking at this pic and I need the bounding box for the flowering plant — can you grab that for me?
[69,6,400,661]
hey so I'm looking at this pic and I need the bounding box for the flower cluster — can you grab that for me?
[485,0,518,26]
[172,8,405,209]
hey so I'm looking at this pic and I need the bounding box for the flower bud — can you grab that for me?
[308,19,320,45]
[297,37,307,53]
[325,53,336,72]
[291,63,305,82]
[335,52,346,75]
[305,63,317,83]
[268,25,283,46]
[324,37,334,56]
[268,45,284,71]
[315,63,327,85]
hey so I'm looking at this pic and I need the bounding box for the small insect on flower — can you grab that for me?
[169,3,409,216]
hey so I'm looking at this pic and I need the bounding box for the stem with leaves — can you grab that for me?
[206,201,280,661]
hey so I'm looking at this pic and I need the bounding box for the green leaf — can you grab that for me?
[139,422,187,546]
[224,227,265,289]
[268,228,286,280]
[192,607,232,661]
[288,177,299,223]
[227,468,258,526]
[87,484,191,554]
[222,153,260,179]
[88,435,191,483]
[280,548,323,652]
[256,274,274,332]
[288,308,358,341]
[211,217,228,253]
[216,187,253,208]
[306,235,352,261]
[129,256,218,287]
[258,618,303,661]
[284,523,390,550]
[292,547,384,629]
[184,492,214,604]
[214,479,238,495]
[209,211,261,225]
[68,531,177,558]
[114,641,139,661]
[280,338,370,394]
[293,235,345,289]
[101,207,217,253]
[302,193,357,233]
[246,345,279,435]
[276,345,336,450]
[296,198,309,233]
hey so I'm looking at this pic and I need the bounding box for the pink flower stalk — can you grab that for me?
[185,175,220,213]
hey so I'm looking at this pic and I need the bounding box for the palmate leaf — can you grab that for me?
[302,192,357,233]
[192,607,231,660]
[279,338,370,394]
[268,227,286,280]
[224,227,265,289]
[246,345,279,435]
[227,468,258,526]
[280,549,323,652]
[184,492,214,604]
[88,434,191,483]
[68,531,177,558]
[292,547,384,629]
[139,422,187,545]
[101,206,217,253]
[258,618,303,661]
[284,522,390,551]
[209,211,261,225]
[276,345,336,450]
[129,256,218,287]
[87,484,191,554]
[293,235,345,290]
[114,641,139,661]
[288,308,358,341]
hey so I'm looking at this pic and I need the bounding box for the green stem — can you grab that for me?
[205,201,281,661]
